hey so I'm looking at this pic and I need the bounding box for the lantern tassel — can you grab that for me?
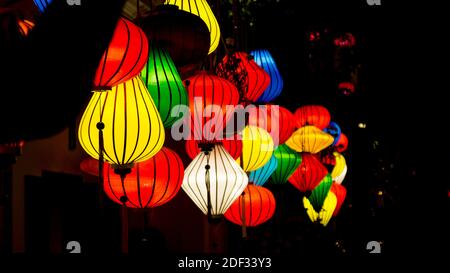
[97,122,105,204]
[241,191,247,239]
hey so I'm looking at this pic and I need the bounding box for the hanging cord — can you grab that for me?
[116,168,132,254]
[205,150,212,220]
[136,0,141,20]
[241,191,247,239]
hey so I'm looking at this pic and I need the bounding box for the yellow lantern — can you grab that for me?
[285,125,333,154]
[236,126,274,172]
[165,0,220,54]
[331,151,347,183]
[78,76,165,168]
[303,192,337,226]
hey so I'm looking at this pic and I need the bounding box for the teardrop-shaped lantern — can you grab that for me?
[93,17,149,90]
[185,138,242,160]
[140,41,188,128]
[216,52,270,103]
[331,152,346,181]
[288,153,328,192]
[164,0,220,55]
[250,49,284,103]
[294,105,331,130]
[335,132,348,153]
[103,148,184,208]
[334,165,347,185]
[308,174,333,211]
[184,72,240,142]
[269,144,302,185]
[324,121,341,146]
[224,184,276,227]
[34,0,52,13]
[236,126,274,172]
[248,155,278,186]
[182,144,248,217]
[79,76,165,167]
[286,126,334,154]
[303,193,337,227]
[331,183,347,216]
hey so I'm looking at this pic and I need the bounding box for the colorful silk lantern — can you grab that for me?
[250,49,284,103]
[17,19,34,37]
[34,0,52,13]
[331,183,347,216]
[303,192,337,226]
[247,105,295,146]
[185,138,242,160]
[248,155,278,186]
[334,165,347,185]
[294,105,331,130]
[335,132,348,153]
[139,5,210,76]
[324,121,341,146]
[288,153,328,192]
[216,52,270,103]
[79,76,165,167]
[80,158,99,177]
[236,126,274,172]
[270,144,302,185]
[93,17,149,90]
[285,126,334,154]
[224,184,276,227]
[140,41,188,128]
[184,72,240,142]
[182,144,248,217]
[308,174,333,211]
[103,147,184,208]
[165,0,220,55]
[331,152,346,181]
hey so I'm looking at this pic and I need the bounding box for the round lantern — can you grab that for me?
[294,105,331,130]
[93,17,149,90]
[139,5,210,76]
[331,183,347,216]
[331,152,346,181]
[224,184,276,227]
[248,155,278,186]
[185,138,242,160]
[324,121,341,146]
[285,126,334,154]
[182,144,248,217]
[79,76,165,167]
[34,0,52,13]
[164,0,220,55]
[184,72,240,142]
[288,153,328,192]
[269,144,302,185]
[250,49,284,103]
[216,52,270,103]
[308,174,333,211]
[236,126,274,172]
[140,41,188,128]
[335,132,348,153]
[303,192,337,227]
[103,147,184,208]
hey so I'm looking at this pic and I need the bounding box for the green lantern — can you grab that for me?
[308,174,333,211]
[270,144,302,185]
[141,41,188,128]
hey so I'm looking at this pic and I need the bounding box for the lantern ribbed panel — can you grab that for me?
[236,126,274,172]
[285,125,334,154]
[288,153,327,192]
[250,49,284,103]
[294,105,331,130]
[248,155,278,186]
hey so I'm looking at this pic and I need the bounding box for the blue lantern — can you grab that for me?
[34,0,53,13]
[250,49,284,103]
[324,121,342,146]
[248,155,278,186]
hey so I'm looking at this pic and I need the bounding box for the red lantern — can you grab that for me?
[80,158,99,176]
[224,184,276,227]
[336,132,348,153]
[103,148,184,208]
[216,52,270,103]
[184,72,240,142]
[93,17,149,90]
[331,183,347,216]
[185,138,242,160]
[294,105,331,130]
[288,153,328,192]
[338,82,355,96]
[248,105,295,146]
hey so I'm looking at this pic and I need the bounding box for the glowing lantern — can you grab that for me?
[285,126,334,154]
[185,138,242,160]
[165,0,220,55]
[103,148,184,208]
[294,105,331,130]
[216,52,270,103]
[78,76,165,167]
[303,192,337,226]
[331,152,346,181]
[248,155,278,186]
[93,17,149,90]
[184,72,240,142]
[308,174,333,211]
[270,144,302,185]
[140,41,188,128]
[334,33,356,48]
[335,132,348,153]
[334,165,347,185]
[224,184,276,227]
[34,0,52,13]
[331,183,347,216]
[80,158,99,177]
[250,49,283,103]
[17,19,34,36]
[288,153,328,192]
[324,121,341,146]
[237,126,274,172]
[338,82,355,96]
[182,144,248,217]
